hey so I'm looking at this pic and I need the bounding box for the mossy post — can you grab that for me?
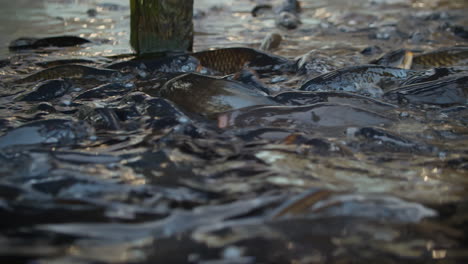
[130,0,193,57]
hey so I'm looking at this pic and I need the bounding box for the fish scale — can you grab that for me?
[413,47,468,68]
[193,48,254,74]
[191,47,292,75]
[300,65,414,94]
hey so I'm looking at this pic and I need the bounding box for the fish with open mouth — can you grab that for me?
[370,49,414,69]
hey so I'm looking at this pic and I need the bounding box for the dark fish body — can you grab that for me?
[251,4,273,17]
[412,47,468,69]
[34,102,57,113]
[399,67,468,86]
[259,33,283,51]
[0,59,9,68]
[144,97,193,130]
[106,55,200,73]
[270,190,435,222]
[226,127,302,142]
[9,36,90,50]
[277,0,301,14]
[350,127,430,153]
[0,119,93,149]
[144,97,188,119]
[451,25,468,39]
[251,0,301,17]
[159,73,277,116]
[35,59,97,68]
[384,75,468,106]
[300,65,414,94]
[75,83,129,100]
[191,47,293,75]
[361,46,383,56]
[276,11,301,29]
[370,49,413,69]
[218,103,393,132]
[16,65,118,84]
[229,69,271,94]
[77,106,121,130]
[269,189,333,219]
[18,79,72,101]
[273,91,397,113]
[275,0,302,29]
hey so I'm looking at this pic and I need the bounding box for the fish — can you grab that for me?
[229,69,271,94]
[17,79,72,102]
[106,54,201,73]
[399,66,468,86]
[217,103,393,134]
[270,189,436,223]
[348,127,432,153]
[277,0,302,29]
[74,83,130,100]
[361,45,383,56]
[77,106,121,130]
[370,49,414,69]
[412,47,468,69]
[0,119,93,149]
[451,25,468,39]
[144,97,189,120]
[15,65,119,84]
[273,91,397,113]
[251,0,301,17]
[35,59,98,68]
[259,33,283,51]
[251,4,273,17]
[275,0,302,29]
[277,0,302,14]
[0,59,9,68]
[276,11,301,29]
[270,189,334,219]
[224,127,302,142]
[384,75,468,106]
[295,50,336,76]
[191,47,293,75]
[159,73,277,117]
[8,36,90,50]
[300,65,415,96]
[31,102,57,114]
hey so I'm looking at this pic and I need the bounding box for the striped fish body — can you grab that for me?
[191,47,292,75]
[400,66,468,86]
[384,75,468,106]
[300,65,414,93]
[412,47,468,69]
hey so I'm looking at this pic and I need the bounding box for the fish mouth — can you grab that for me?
[401,50,414,69]
[217,113,230,128]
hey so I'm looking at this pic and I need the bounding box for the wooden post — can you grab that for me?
[130,0,193,56]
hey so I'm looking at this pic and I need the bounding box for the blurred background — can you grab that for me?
[1,0,466,59]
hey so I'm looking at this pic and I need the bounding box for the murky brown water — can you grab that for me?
[0,0,467,263]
